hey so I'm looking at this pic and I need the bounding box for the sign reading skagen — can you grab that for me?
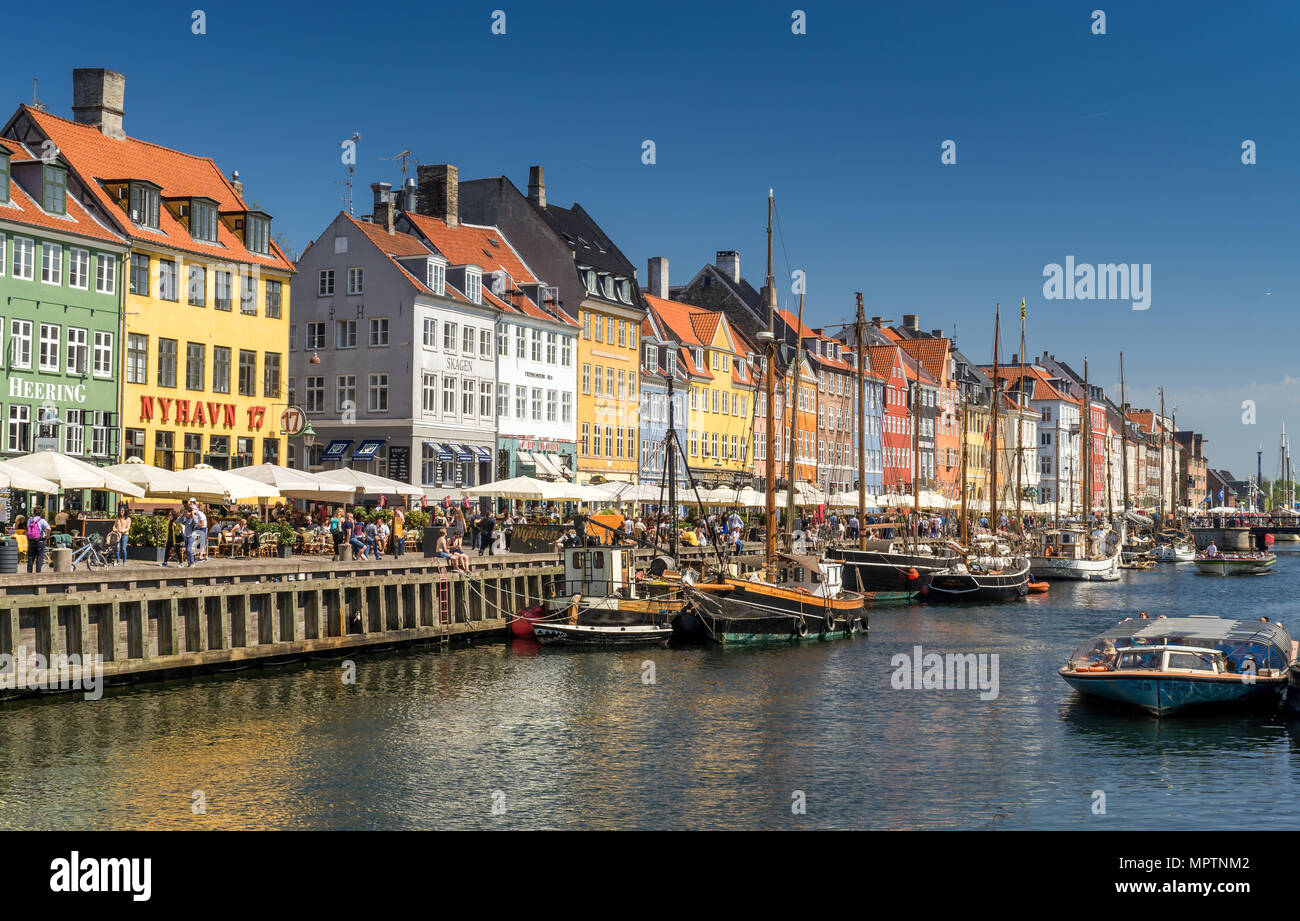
[7,377,88,404]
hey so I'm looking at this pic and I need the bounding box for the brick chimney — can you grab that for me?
[527,165,546,208]
[902,314,919,332]
[72,68,126,140]
[416,164,458,227]
[715,250,740,283]
[647,257,668,299]
[371,181,395,233]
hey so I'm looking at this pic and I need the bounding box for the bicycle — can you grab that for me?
[70,534,110,571]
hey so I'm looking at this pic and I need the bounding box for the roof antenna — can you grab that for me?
[31,78,46,112]
[337,132,362,214]
[380,149,419,179]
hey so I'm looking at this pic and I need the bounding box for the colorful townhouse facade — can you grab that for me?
[459,167,643,485]
[0,134,127,515]
[7,70,295,475]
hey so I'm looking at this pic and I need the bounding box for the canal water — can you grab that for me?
[2,552,1299,830]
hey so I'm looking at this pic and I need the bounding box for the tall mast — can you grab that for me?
[784,286,806,541]
[1158,388,1166,525]
[911,369,920,541]
[762,190,777,578]
[960,376,969,545]
[1170,409,1178,522]
[855,293,867,550]
[990,304,1000,531]
[1082,358,1091,521]
[1119,353,1129,512]
[666,375,679,562]
[1053,401,1060,523]
[1016,298,1025,530]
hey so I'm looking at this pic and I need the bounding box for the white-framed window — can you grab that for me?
[546,390,557,422]
[462,325,475,355]
[422,373,437,414]
[10,319,32,369]
[515,325,526,358]
[306,322,326,350]
[64,410,84,456]
[531,387,542,422]
[561,392,572,424]
[515,385,526,418]
[0,235,5,277]
[305,376,324,413]
[480,328,492,358]
[368,317,389,347]
[497,382,509,417]
[497,325,508,356]
[66,327,88,374]
[530,329,541,362]
[41,242,61,285]
[443,321,458,351]
[465,270,482,304]
[38,323,60,371]
[318,269,335,296]
[462,379,475,416]
[423,317,437,348]
[480,381,492,417]
[335,374,356,412]
[347,266,363,295]
[442,376,457,414]
[7,404,29,453]
[68,248,90,289]
[367,373,389,412]
[426,260,445,295]
[545,332,557,364]
[335,319,356,349]
[561,336,572,367]
[12,237,34,280]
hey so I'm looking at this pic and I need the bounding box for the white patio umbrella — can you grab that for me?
[105,456,192,497]
[461,475,569,501]
[0,460,58,493]
[7,450,145,497]
[316,467,423,498]
[172,464,280,502]
[235,464,357,503]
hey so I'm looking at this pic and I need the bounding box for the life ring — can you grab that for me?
[1044,545,1055,557]
[906,568,919,580]
[793,617,809,639]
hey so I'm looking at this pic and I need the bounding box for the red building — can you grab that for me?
[869,345,911,496]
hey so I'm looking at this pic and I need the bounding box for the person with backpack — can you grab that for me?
[26,508,49,573]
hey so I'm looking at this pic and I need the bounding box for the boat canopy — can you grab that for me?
[1069,616,1293,672]
[1124,510,1154,527]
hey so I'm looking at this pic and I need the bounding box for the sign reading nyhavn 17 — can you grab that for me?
[137,395,269,429]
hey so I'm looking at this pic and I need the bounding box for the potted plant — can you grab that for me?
[128,514,167,563]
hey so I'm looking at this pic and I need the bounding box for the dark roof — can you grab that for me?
[533,200,636,278]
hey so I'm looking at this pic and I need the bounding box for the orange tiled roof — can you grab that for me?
[402,211,571,324]
[2,161,126,246]
[17,105,293,273]
[645,293,707,347]
[897,337,949,382]
[983,364,1076,404]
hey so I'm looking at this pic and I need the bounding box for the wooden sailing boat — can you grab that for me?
[824,294,960,601]
[675,191,867,643]
[926,304,1031,602]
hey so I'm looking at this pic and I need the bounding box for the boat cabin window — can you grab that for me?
[591,553,604,570]
[1116,651,1162,670]
[1166,652,1217,672]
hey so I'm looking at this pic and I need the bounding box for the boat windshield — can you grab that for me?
[1165,650,1219,672]
[1115,649,1163,670]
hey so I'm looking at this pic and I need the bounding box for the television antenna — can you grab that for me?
[338,133,362,214]
[380,149,419,179]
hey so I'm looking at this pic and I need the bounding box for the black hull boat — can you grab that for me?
[924,560,1031,603]
[825,542,959,603]
[533,622,673,647]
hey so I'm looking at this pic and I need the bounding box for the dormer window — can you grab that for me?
[41,164,67,215]
[0,151,9,204]
[465,269,482,304]
[246,214,270,255]
[426,259,446,295]
[581,267,597,294]
[600,274,614,299]
[693,347,704,368]
[616,277,632,304]
[191,199,219,243]
[129,182,161,229]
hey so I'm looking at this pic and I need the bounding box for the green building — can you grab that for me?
[0,136,126,517]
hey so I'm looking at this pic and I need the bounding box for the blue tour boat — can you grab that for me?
[1059,616,1295,717]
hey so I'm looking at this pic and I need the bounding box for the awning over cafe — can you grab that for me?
[321,439,351,461]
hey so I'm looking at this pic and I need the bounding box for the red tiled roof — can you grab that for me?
[983,364,1076,404]
[17,105,293,273]
[645,294,707,347]
[897,337,950,382]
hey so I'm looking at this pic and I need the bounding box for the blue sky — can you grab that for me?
[5,0,1296,477]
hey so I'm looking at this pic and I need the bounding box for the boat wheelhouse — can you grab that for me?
[536,542,680,647]
[1029,524,1121,581]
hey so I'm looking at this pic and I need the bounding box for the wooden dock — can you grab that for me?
[0,544,759,702]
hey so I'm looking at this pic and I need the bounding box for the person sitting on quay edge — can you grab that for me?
[345,513,367,560]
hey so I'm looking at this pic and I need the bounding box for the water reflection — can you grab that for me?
[0,558,1294,828]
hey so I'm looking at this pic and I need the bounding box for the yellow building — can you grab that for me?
[15,72,295,471]
[577,298,642,483]
[645,295,754,482]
